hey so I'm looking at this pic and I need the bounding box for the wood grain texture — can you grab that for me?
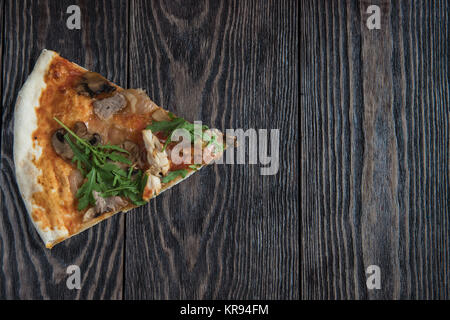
[125,0,298,299]
[301,0,448,299]
[0,0,128,299]
[0,0,3,133]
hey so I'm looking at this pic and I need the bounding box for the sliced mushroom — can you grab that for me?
[51,122,102,160]
[72,121,88,137]
[74,122,102,145]
[75,72,116,97]
[51,128,74,160]
[93,92,127,120]
[142,129,170,176]
[88,133,102,146]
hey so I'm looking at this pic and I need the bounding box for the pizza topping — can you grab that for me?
[82,191,129,221]
[75,71,116,97]
[151,108,171,122]
[123,89,158,114]
[142,173,162,201]
[145,114,226,171]
[53,118,147,211]
[161,169,189,184]
[105,125,127,145]
[51,122,102,160]
[120,140,145,168]
[89,133,102,146]
[52,128,75,160]
[92,190,128,215]
[69,169,84,196]
[142,129,170,177]
[107,141,144,171]
[93,92,127,120]
[82,208,96,222]
[72,122,103,145]
[145,112,208,151]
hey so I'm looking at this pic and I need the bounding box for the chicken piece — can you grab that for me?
[151,108,171,121]
[142,129,170,176]
[142,172,162,201]
[122,89,158,114]
[82,208,96,223]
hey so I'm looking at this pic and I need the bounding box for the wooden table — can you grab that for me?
[0,1,298,299]
[301,0,448,299]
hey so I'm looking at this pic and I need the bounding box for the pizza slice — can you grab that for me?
[14,49,234,248]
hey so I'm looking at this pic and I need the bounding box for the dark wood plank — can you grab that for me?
[0,0,3,127]
[0,0,4,266]
[0,0,128,299]
[125,0,298,299]
[301,0,449,299]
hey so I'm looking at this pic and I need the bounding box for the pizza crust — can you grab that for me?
[14,49,216,249]
[14,49,71,247]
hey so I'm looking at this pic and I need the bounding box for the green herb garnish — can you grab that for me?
[54,117,147,210]
[146,114,208,151]
[161,169,189,184]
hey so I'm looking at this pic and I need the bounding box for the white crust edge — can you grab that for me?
[13,49,69,247]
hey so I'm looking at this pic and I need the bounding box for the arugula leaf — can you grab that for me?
[138,172,148,194]
[96,144,129,153]
[146,114,209,151]
[146,117,185,135]
[106,152,132,165]
[161,169,189,184]
[64,134,91,175]
[76,168,99,210]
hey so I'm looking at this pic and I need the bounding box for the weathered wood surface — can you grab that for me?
[0,0,3,135]
[125,0,298,299]
[0,0,298,299]
[301,0,448,299]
